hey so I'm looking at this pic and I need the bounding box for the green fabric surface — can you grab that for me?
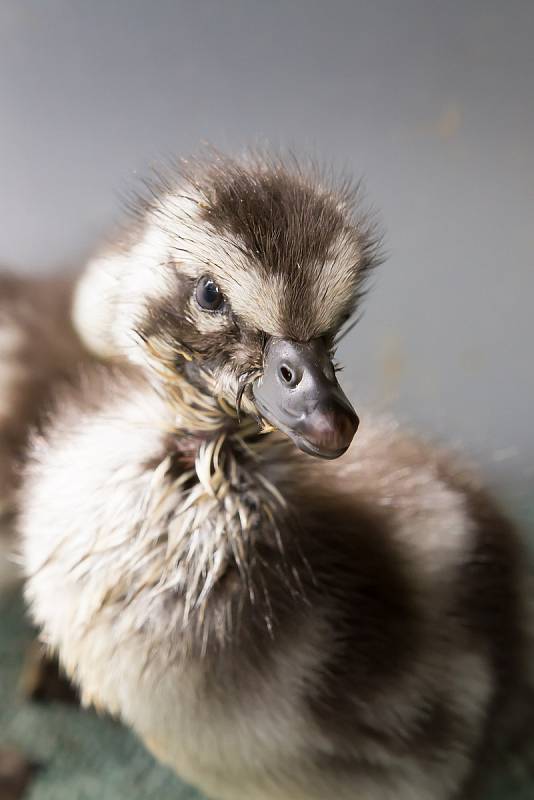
[2,589,534,800]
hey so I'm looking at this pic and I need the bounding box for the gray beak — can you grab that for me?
[252,337,359,459]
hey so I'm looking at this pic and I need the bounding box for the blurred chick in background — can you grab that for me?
[0,273,90,590]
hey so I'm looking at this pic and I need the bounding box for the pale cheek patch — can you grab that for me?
[0,321,25,354]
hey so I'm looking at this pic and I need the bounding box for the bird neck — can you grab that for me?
[158,361,272,456]
[104,365,296,638]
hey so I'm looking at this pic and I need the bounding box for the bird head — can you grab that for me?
[75,153,381,459]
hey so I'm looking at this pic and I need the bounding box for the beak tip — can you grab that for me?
[299,403,359,458]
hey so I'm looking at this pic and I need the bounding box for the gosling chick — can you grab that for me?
[20,154,532,800]
[0,273,89,589]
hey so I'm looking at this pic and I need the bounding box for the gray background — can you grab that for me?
[1,1,532,524]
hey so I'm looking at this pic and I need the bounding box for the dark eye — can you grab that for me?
[195,276,224,311]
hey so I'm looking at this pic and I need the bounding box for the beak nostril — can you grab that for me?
[279,364,294,384]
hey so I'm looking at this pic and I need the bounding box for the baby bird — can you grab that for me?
[20,153,532,800]
[0,273,89,589]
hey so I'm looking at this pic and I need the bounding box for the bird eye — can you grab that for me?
[195,276,224,311]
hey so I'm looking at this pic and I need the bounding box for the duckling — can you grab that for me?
[0,272,90,589]
[20,153,532,800]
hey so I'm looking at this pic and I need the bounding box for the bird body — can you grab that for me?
[19,153,532,799]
